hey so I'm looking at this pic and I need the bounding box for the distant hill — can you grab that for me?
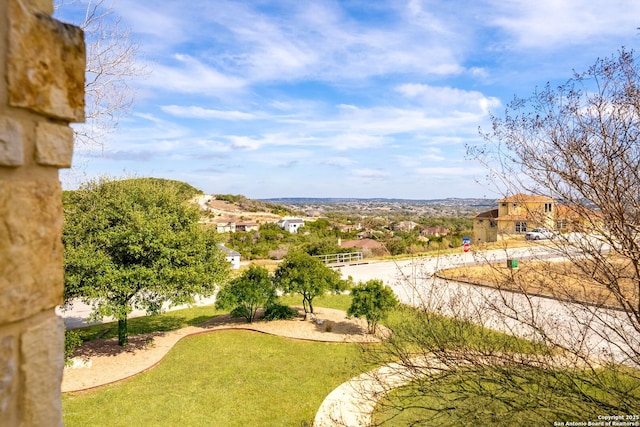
[261,197,496,207]
[260,197,496,218]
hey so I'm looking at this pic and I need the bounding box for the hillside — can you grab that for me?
[194,194,299,225]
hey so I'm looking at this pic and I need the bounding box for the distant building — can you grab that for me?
[392,221,420,232]
[217,244,240,269]
[216,221,236,233]
[473,193,554,243]
[339,238,386,257]
[277,218,305,233]
[421,226,451,237]
[236,222,259,232]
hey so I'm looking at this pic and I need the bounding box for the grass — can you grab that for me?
[383,305,546,355]
[71,304,227,342]
[373,366,640,426]
[63,331,361,426]
[64,294,359,426]
[71,293,354,343]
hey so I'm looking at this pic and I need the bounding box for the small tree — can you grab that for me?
[215,266,276,323]
[274,251,347,318]
[348,279,398,334]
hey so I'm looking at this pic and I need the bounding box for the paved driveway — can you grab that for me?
[338,246,639,366]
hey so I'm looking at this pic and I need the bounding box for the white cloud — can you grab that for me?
[415,166,484,176]
[322,157,356,168]
[143,54,246,94]
[488,0,640,49]
[161,105,256,120]
[396,84,501,115]
[352,169,390,179]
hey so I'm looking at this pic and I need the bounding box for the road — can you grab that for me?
[338,245,639,366]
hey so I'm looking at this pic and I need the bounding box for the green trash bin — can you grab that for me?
[507,259,519,269]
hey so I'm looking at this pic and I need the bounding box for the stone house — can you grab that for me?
[473,194,555,243]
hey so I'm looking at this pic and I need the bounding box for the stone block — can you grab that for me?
[0,117,24,167]
[20,314,64,427]
[35,121,74,167]
[0,180,63,324]
[0,335,17,417]
[32,0,54,15]
[8,0,85,122]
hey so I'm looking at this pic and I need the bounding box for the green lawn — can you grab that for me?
[64,294,358,426]
[63,330,361,426]
[369,306,640,426]
[373,366,640,426]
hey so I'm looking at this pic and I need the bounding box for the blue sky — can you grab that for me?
[58,0,640,199]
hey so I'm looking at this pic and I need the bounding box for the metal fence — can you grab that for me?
[313,251,363,264]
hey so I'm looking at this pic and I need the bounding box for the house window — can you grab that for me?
[557,219,567,230]
[489,220,496,228]
[501,203,507,207]
[545,203,552,213]
[515,222,527,233]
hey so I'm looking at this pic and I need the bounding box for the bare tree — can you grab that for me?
[472,47,640,366]
[350,49,640,426]
[55,0,148,147]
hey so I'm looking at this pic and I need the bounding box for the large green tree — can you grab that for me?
[215,265,276,323]
[63,177,230,345]
[273,251,347,318]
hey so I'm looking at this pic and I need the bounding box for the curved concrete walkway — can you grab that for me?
[314,356,445,427]
[313,352,591,426]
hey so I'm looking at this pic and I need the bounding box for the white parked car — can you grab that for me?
[525,228,556,240]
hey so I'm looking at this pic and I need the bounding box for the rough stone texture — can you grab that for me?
[1,1,84,425]
[8,0,85,122]
[35,121,74,167]
[31,0,53,14]
[20,315,64,427]
[0,117,24,166]
[0,180,64,324]
[0,335,17,418]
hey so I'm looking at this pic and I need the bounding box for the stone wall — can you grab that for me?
[0,0,85,425]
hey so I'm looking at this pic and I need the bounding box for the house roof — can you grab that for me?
[280,218,304,224]
[474,209,498,219]
[499,193,553,203]
[422,226,450,234]
[217,244,240,257]
[340,238,384,250]
[556,204,601,219]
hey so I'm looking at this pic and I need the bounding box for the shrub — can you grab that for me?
[230,306,251,319]
[263,303,298,321]
[64,330,83,366]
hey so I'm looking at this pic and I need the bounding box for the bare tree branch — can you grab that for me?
[55,0,149,148]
